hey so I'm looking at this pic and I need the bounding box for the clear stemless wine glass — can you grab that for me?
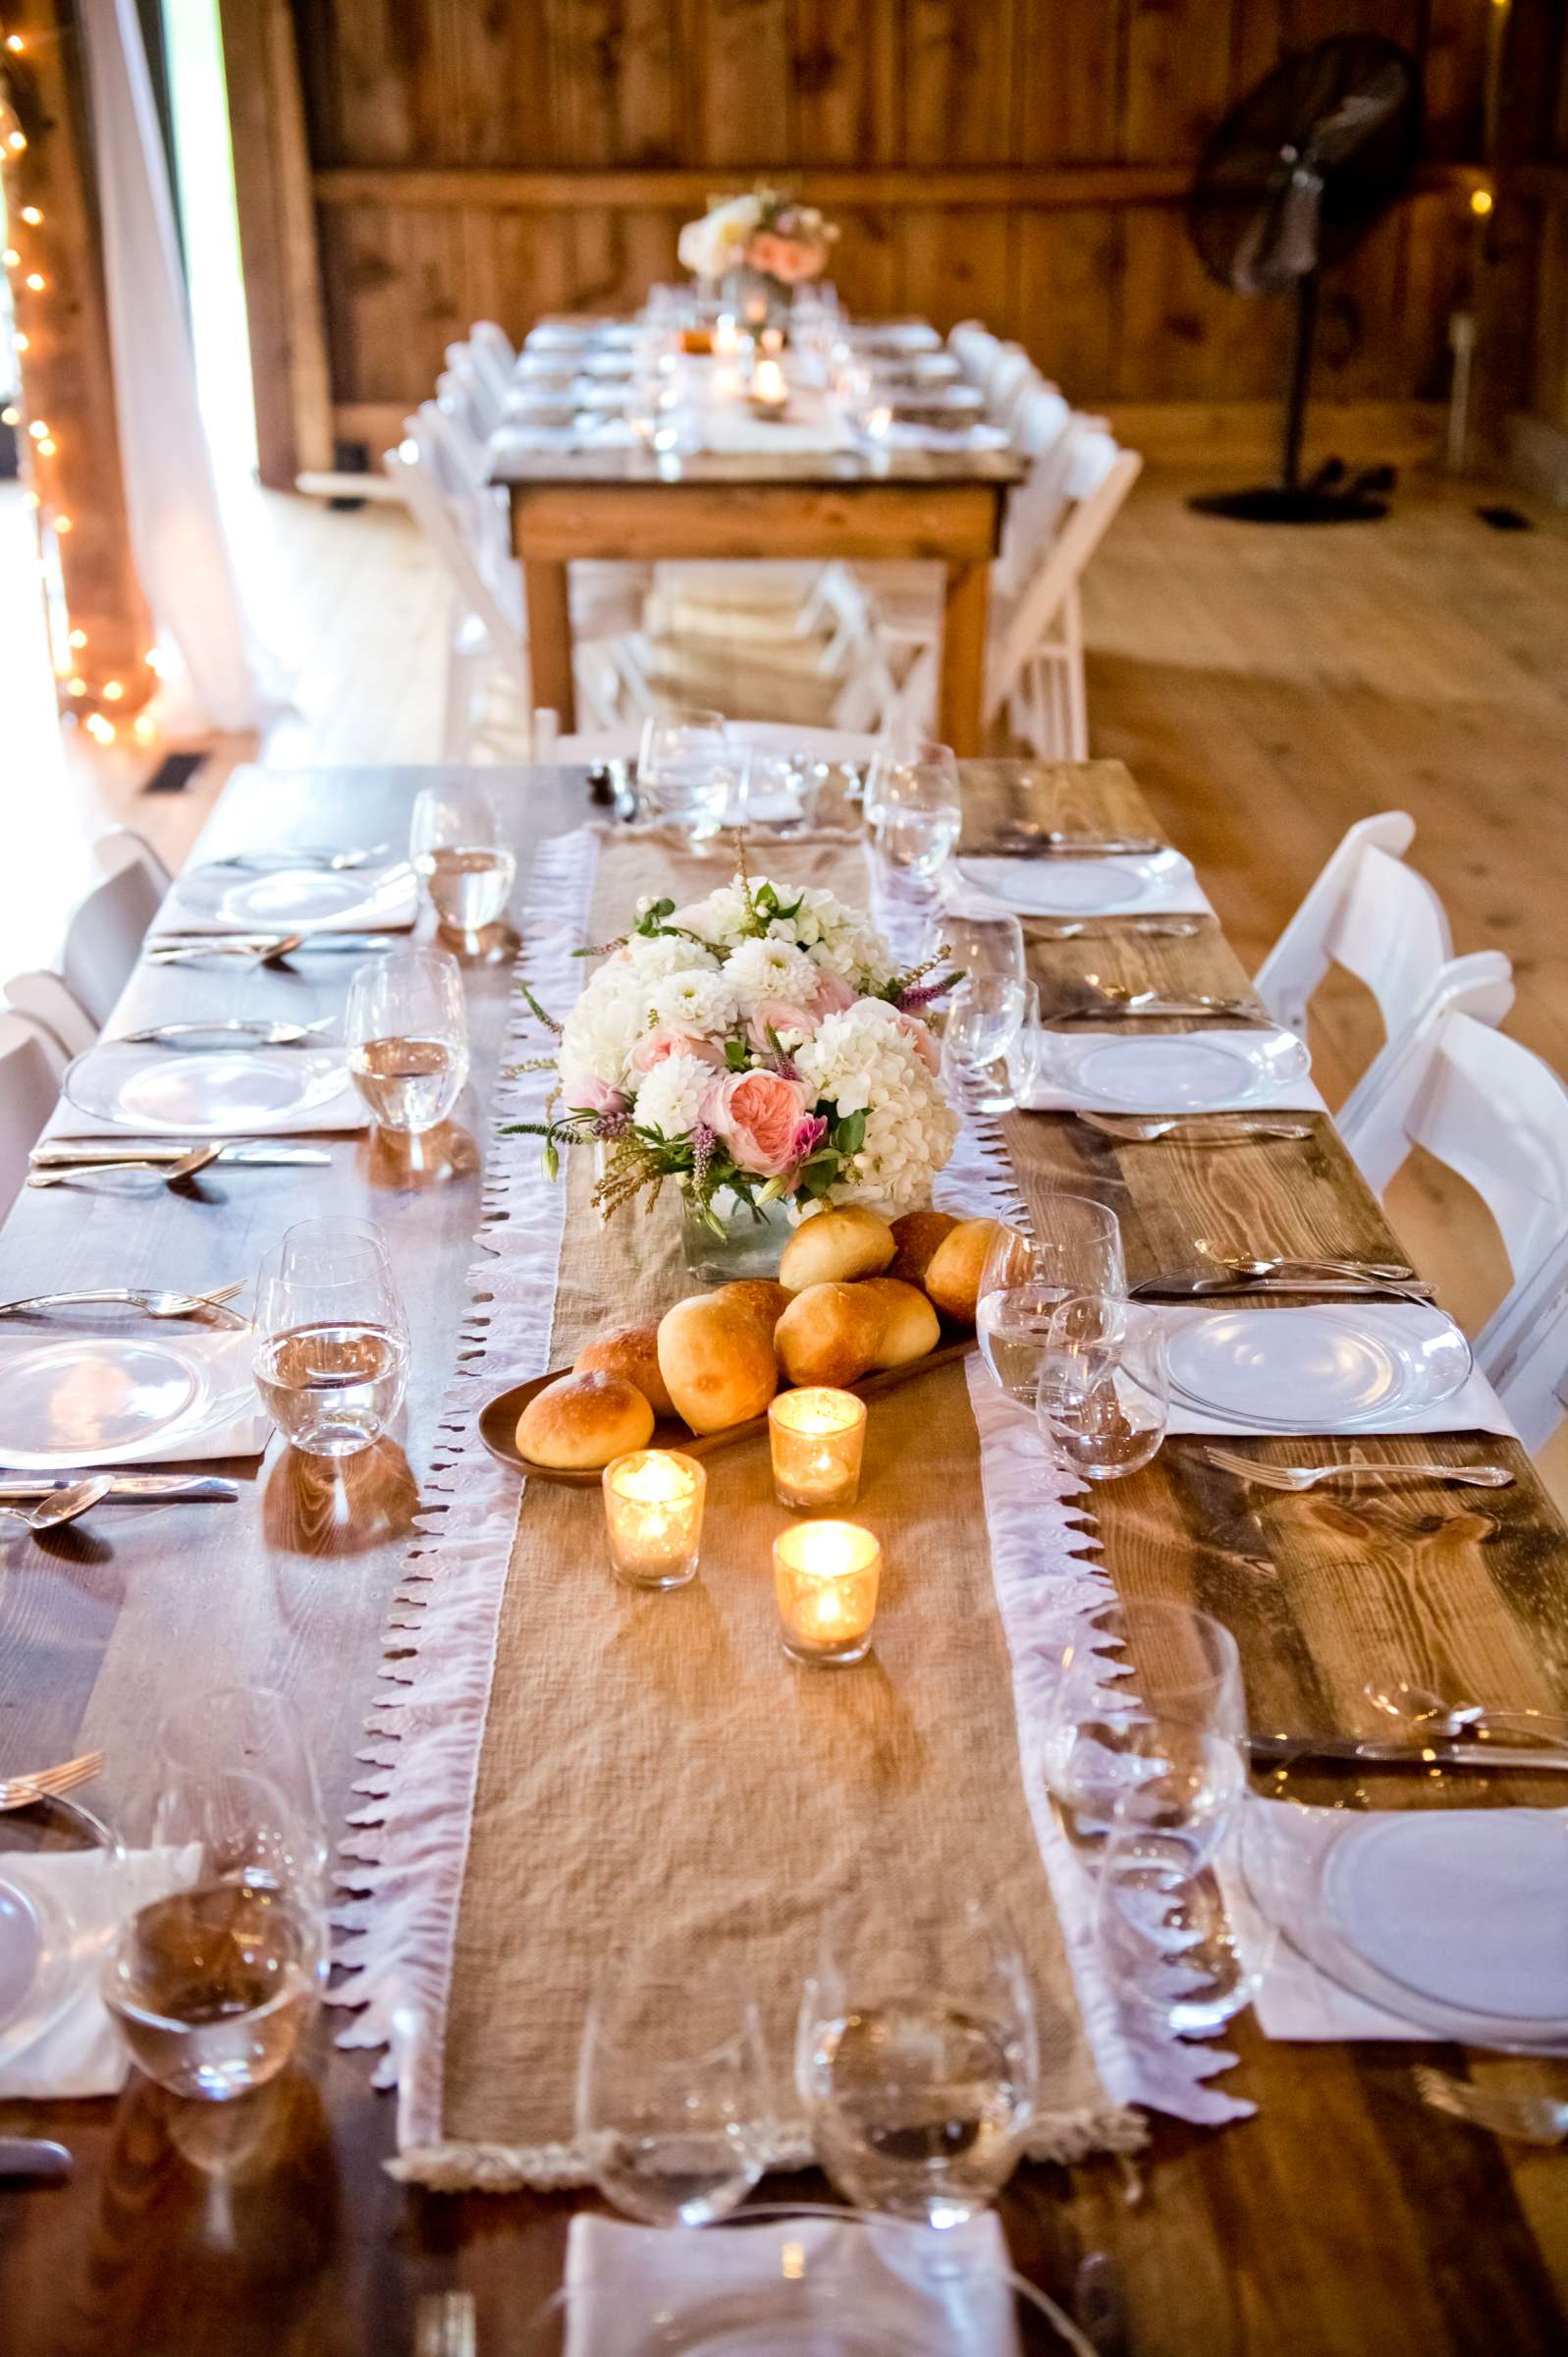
[942,975,1028,1113]
[253,1216,409,1459]
[345,946,469,1134]
[409,780,517,945]
[865,740,962,876]
[637,708,750,838]
[974,1201,1126,1405]
[155,1687,327,1892]
[576,1951,774,2226]
[941,907,1026,989]
[1097,1783,1275,2037]
[1041,1598,1247,1868]
[1037,1292,1170,1482]
[797,1894,1038,2229]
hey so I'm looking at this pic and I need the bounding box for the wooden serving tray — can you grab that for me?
[477,1334,979,1486]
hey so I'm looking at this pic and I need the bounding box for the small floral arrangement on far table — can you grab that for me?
[508,861,959,1234]
[676,187,838,288]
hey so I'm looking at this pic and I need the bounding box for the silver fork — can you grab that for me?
[0,1749,105,1811]
[1202,1446,1514,1491]
[1412,2065,1568,2146]
[0,1282,243,1319]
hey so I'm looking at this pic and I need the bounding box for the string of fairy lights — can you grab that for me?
[0,13,159,744]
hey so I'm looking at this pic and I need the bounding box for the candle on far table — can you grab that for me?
[749,356,788,413]
[769,1386,867,1510]
[774,1519,882,1667]
[713,311,741,358]
[759,326,784,356]
[603,1450,706,1590]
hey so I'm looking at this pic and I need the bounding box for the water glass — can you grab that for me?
[1041,1598,1247,1865]
[576,1955,773,2225]
[1097,1788,1274,2037]
[1038,1292,1169,1481]
[253,1216,409,1459]
[155,1687,327,1891]
[974,1200,1125,1404]
[797,1896,1037,2228]
[346,946,468,1134]
[638,709,750,837]
[941,907,1025,988]
[865,740,962,876]
[410,780,517,942]
[942,976,1028,1113]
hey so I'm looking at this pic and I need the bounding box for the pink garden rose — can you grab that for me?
[808,970,857,1017]
[747,231,825,285]
[631,1025,726,1075]
[564,1073,626,1115]
[746,998,819,1053]
[892,1010,942,1075]
[701,1068,809,1178]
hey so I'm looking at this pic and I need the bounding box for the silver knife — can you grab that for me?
[1132,1275,1435,1301]
[30,1142,333,1168]
[148,931,399,954]
[986,835,1165,858]
[0,1476,238,1501]
[1251,1733,1568,1773]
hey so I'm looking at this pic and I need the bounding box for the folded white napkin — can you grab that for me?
[562,2212,1023,2357]
[0,1844,200,2098]
[163,864,418,936]
[0,1323,269,1469]
[951,852,1213,920]
[1021,1029,1325,1117]
[1156,1301,1512,1437]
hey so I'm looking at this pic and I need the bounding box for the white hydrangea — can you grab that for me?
[631,1052,716,1139]
[621,930,718,983]
[649,966,738,1035]
[796,1001,958,1217]
[724,935,818,1014]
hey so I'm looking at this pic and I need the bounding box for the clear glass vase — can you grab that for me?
[678,1187,792,1283]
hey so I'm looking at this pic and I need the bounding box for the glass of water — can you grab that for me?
[1038,1292,1169,1481]
[1097,1782,1274,2037]
[155,1687,327,1891]
[974,1200,1125,1405]
[410,780,517,945]
[638,708,749,837]
[1041,1598,1247,1867]
[797,1894,1038,2228]
[942,975,1028,1113]
[346,947,468,1134]
[576,1952,773,2225]
[253,1216,409,1458]
[866,739,962,876]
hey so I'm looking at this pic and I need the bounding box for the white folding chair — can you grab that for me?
[1256,815,1427,1038]
[443,340,507,435]
[3,970,94,1060]
[1481,1232,1568,1453]
[469,319,517,380]
[1338,1008,1568,1443]
[60,843,164,1027]
[96,827,172,896]
[0,1013,62,1214]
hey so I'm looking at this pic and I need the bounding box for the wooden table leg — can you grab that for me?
[938,561,990,755]
[523,559,575,733]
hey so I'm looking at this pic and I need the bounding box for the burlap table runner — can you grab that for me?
[418,830,1133,2180]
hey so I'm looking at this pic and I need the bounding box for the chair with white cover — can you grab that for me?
[96,826,172,896]
[0,1013,63,1214]
[1337,1004,1568,1445]
[58,840,164,1028]
[1254,814,1433,1038]
[444,339,508,436]
[468,319,517,381]
[1480,1231,1568,1453]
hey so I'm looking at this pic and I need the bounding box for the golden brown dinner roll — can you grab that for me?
[779,1204,895,1294]
[775,1282,888,1388]
[922,1218,1004,1326]
[860,1277,942,1369]
[573,1321,676,1420]
[889,1208,960,1291]
[657,1293,779,1434]
[714,1279,791,1344]
[516,1371,654,1470]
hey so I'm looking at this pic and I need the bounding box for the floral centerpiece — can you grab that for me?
[676,187,838,312]
[509,863,958,1274]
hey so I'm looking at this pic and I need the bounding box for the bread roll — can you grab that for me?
[775,1282,887,1388]
[923,1218,1003,1325]
[657,1292,778,1434]
[714,1279,790,1344]
[779,1204,895,1294]
[889,1208,960,1291]
[516,1370,654,1470]
[860,1276,942,1368]
[574,1321,676,1419]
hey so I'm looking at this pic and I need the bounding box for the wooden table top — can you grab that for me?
[488,438,1023,489]
[2,759,1566,2357]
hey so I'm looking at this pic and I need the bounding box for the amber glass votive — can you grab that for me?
[774,1520,882,1667]
[602,1451,706,1590]
[768,1387,867,1511]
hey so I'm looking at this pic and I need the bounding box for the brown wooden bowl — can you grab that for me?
[477,1334,978,1486]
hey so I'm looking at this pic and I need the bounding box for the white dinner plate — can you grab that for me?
[1042,1026,1311,1112]
[171,860,415,932]
[955,850,1191,914]
[0,1331,253,1463]
[0,1801,126,2070]
[1163,1301,1474,1431]
[64,1043,355,1134]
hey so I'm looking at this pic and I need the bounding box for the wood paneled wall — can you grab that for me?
[252,0,1495,468]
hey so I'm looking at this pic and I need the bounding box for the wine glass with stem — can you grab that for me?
[409,780,516,948]
[865,740,962,877]
[252,1216,409,1460]
[974,1198,1126,1407]
[637,708,750,838]
[345,947,468,1135]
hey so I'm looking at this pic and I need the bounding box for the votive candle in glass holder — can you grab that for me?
[603,1451,707,1591]
[774,1520,882,1667]
[768,1387,867,1511]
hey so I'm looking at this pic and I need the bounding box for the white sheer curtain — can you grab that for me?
[80,0,271,733]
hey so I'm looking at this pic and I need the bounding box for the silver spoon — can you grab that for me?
[1198,1244,1417,1283]
[27,1145,223,1189]
[0,1478,115,1535]
[1366,1680,1568,1750]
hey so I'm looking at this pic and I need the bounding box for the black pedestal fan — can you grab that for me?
[1187,36,1422,523]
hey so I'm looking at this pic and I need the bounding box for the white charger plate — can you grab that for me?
[1163,1301,1473,1431]
[1043,1026,1310,1112]
[171,860,415,932]
[955,849,1192,915]
[0,1330,256,1464]
[64,1043,355,1134]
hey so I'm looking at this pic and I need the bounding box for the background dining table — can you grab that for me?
[1,759,1566,2357]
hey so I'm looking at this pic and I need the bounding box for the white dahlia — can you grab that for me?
[632,1053,715,1140]
[724,934,818,1014]
[649,966,738,1035]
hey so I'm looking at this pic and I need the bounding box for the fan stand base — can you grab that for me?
[1188,484,1389,524]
